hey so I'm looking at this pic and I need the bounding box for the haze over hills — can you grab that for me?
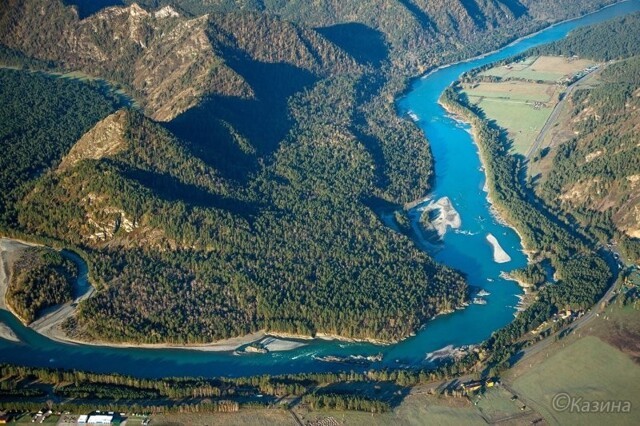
[0,0,621,344]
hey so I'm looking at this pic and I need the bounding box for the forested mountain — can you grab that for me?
[0,68,120,225]
[12,106,467,342]
[530,12,640,60]
[530,14,640,263]
[0,0,619,343]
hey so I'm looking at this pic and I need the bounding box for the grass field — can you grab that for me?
[509,335,640,425]
[473,98,553,155]
[148,391,490,425]
[458,55,596,156]
[293,392,486,426]
[473,386,531,422]
[464,81,558,103]
[462,74,560,155]
[481,55,596,82]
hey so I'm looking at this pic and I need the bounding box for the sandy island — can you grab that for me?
[419,196,462,237]
[259,336,308,352]
[0,321,19,342]
[486,233,511,263]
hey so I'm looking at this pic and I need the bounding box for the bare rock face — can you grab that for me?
[0,1,249,121]
[58,110,128,172]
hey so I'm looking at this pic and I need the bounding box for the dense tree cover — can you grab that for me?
[510,263,546,289]
[441,86,614,369]
[0,362,460,398]
[54,383,160,400]
[302,393,390,413]
[5,247,78,324]
[128,0,615,71]
[0,1,468,343]
[530,12,640,61]
[0,45,54,70]
[0,69,118,224]
[10,107,466,343]
[0,362,467,413]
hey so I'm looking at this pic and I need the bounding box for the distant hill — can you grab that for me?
[530,12,640,61]
[0,1,358,121]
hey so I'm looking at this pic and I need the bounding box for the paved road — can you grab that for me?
[525,81,577,159]
[525,68,601,159]
[512,249,620,366]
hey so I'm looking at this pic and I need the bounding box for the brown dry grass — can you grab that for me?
[150,409,297,426]
[465,81,558,102]
[530,56,595,75]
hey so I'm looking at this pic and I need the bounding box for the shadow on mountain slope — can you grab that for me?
[167,57,318,183]
[317,23,389,67]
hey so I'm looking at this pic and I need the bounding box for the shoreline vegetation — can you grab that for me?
[439,79,615,364]
[0,5,634,421]
[438,100,537,263]
[36,326,393,353]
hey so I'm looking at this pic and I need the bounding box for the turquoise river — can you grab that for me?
[0,0,638,378]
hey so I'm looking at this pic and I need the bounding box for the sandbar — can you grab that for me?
[486,233,511,263]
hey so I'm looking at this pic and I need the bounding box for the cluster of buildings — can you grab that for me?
[559,62,599,84]
[458,378,499,394]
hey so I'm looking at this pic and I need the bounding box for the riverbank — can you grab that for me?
[0,238,39,314]
[0,237,398,351]
[0,0,633,377]
[37,322,395,352]
[41,327,273,352]
[438,101,536,263]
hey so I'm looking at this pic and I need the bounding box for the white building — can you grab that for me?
[87,415,113,424]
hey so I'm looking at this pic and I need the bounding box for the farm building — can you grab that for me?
[461,380,483,393]
[87,414,113,424]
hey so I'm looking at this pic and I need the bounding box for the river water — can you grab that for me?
[1,0,638,378]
